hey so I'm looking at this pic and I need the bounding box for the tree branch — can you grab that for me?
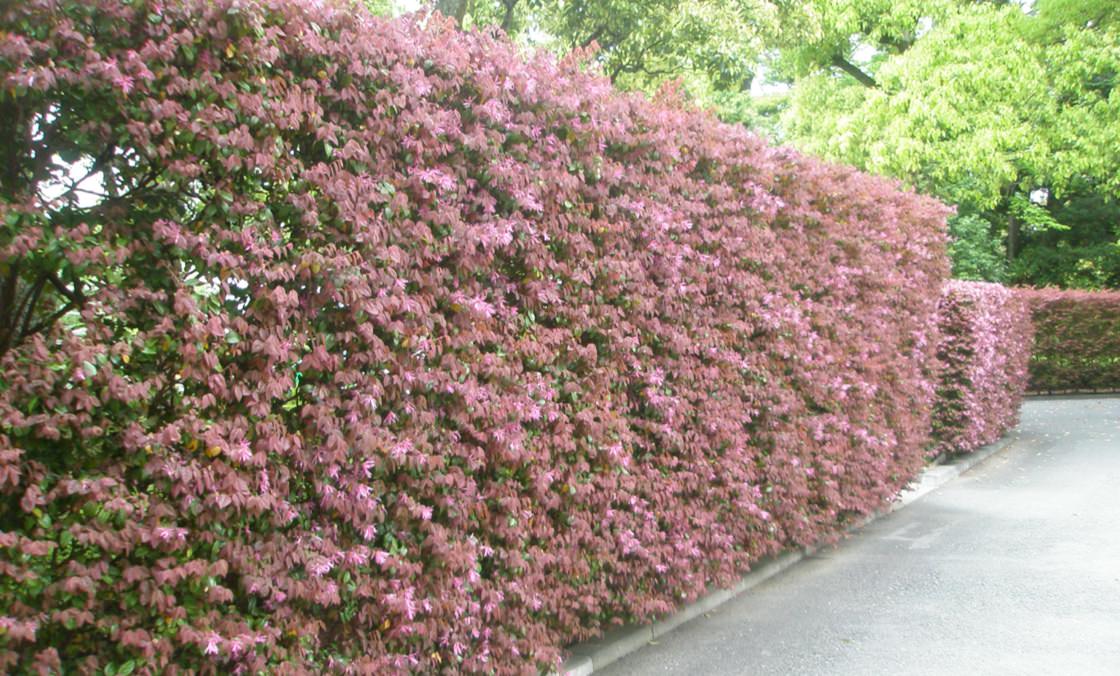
[0,261,21,356]
[46,271,85,308]
[500,0,518,32]
[18,274,48,340]
[580,25,608,50]
[62,144,116,196]
[24,301,76,339]
[607,23,679,81]
[830,54,878,88]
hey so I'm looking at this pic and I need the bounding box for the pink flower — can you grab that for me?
[467,296,496,319]
[114,73,135,94]
[403,587,416,620]
[308,557,333,578]
[345,547,370,566]
[155,527,187,543]
[203,632,222,656]
[389,439,412,461]
[229,635,251,657]
[229,440,252,464]
[513,189,543,213]
[414,168,455,191]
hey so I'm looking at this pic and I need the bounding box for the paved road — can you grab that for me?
[600,396,1120,676]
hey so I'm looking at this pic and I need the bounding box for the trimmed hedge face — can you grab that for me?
[931,282,1033,456]
[1021,288,1120,392]
[0,0,948,672]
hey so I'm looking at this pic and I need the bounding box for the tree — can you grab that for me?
[779,0,1120,285]
[419,0,777,118]
[764,0,956,86]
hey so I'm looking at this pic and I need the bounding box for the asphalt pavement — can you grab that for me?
[599,396,1120,676]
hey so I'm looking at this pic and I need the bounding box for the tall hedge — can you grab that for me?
[1020,288,1120,392]
[931,282,1033,455]
[0,0,948,672]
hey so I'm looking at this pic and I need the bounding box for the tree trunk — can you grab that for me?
[435,0,468,22]
[1007,212,1020,261]
[500,0,518,31]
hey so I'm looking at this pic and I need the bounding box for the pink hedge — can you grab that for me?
[0,0,948,672]
[931,282,1033,456]
[1019,288,1120,392]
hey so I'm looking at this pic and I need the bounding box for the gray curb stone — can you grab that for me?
[555,432,1021,676]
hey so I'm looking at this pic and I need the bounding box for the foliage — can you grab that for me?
[763,0,955,83]
[0,0,949,671]
[784,5,1049,209]
[1012,241,1120,289]
[422,0,777,119]
[779,0,1120,287]
[1010,189,1120,288]
[931,282,1033,456]
[1021,288,1120,391]
[947,214,1007,283]
[536,0,760,87]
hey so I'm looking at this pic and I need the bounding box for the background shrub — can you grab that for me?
[931,282,1033,456]
[1020,288,1120,392]
[0,0,948,672]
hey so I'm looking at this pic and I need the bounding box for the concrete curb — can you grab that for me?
[890,433,1019,512]
[557,432,1022,676]
[1025,391,1120,399]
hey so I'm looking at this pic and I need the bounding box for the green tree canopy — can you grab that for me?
[784,1,1119,207]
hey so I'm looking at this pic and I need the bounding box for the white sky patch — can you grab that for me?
[851,42,877,65]
[38,155,106,209]
[393,0,423,15]
[32,105,106,210]
[750,62,790,97]
[916,16,934,38]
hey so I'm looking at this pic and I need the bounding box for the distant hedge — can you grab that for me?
[931,282,1033,455]
[0,0,948,672]
[1020,289,1120,392]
